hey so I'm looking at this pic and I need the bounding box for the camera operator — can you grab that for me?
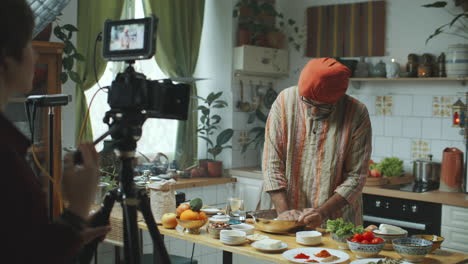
[0,0,110,263]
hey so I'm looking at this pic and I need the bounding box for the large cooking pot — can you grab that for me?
[413,154,441,183]
[249,209,304,234]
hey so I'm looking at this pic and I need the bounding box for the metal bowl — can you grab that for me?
[249,210,304,234]
[176,217,208,234]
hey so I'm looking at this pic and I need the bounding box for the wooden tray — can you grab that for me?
[365,176,387,186]
[385,173,414,185]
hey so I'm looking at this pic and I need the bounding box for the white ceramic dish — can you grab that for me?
[296,231,322,246]
[221,239,248,246]
[350,258,411,264]
[282,248,349,264]
[246,234,269,242]
[201,207,222,215]
[230,223,255,235]
[251,241,288,253]
[220,230,246,244]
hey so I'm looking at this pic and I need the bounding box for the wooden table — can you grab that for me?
[137,221,468,264]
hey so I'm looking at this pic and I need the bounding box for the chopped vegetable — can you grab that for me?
[326,218,365,238]
[375,157,403,177]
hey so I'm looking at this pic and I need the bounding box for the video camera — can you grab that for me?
[101,15,190,120]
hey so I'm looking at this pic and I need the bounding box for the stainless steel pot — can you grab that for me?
[413,154,441,183]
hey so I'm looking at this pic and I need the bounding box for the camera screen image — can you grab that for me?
[110,23,145,51]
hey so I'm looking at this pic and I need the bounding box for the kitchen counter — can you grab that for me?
[173,177,236,189]
[230,167,468,208]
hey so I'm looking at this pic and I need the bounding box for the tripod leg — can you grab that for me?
[138,189,171,264]
[122,199,141,264]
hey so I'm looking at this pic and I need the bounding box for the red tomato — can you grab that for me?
[361,240,370,244]
[353,233,363,241]
[371,238,382,244]
[362,231,374,241]
[370,169,381,177]
[374,237,384,243]
[351,238,360,243]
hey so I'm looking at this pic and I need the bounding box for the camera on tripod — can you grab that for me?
[102,15,190,120]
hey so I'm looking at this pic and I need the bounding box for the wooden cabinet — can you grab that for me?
[4,41,64,216]
[441,205,468,253]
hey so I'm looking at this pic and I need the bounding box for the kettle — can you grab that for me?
[440,147,464,192]
[413,154,441,184]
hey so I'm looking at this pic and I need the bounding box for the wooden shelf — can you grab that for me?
[349,77,468,88]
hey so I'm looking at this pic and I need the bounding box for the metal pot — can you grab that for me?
[413,154,441,184]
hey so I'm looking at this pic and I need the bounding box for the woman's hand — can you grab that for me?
[277,209,302,221]
[62,143,100,219]
[298,208,323,228]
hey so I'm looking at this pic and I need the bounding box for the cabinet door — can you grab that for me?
[442,205,468,230]
[234,177,263,212]
[441,226,468,253]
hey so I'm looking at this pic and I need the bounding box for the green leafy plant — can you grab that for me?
[241,109,268,153]
[233,0,303,50]
[100,168,118,192]
[53,22,85,84]
[197,92,234,160]
[326,218,365,239]
[423,0,468,44]
[375,157,404,177]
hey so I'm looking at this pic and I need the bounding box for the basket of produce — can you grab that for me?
[326,218,365,249]
[369,157,413,186]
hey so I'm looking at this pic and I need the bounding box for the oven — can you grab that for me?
[363,194,441,236]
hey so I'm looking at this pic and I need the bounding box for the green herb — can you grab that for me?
[326,218,365,238]
[375,157,404,177]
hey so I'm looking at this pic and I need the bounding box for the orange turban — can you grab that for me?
[298,58,351,104]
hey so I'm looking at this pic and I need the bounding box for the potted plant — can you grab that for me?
[197,92,234,177]
[233,0,303,50]
[53,21,85,84]
[423,0,468,44]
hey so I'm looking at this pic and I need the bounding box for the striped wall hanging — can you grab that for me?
[306,1,386,58]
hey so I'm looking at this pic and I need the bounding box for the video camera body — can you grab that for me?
[102,15,190,120]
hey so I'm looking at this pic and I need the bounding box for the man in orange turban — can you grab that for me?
[262,58,372,227]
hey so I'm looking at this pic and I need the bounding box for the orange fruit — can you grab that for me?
[199,211,207,220]
[180,209,200,220]
[176,203,191,217]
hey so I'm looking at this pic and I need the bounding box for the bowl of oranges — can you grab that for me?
[176,198,208,234]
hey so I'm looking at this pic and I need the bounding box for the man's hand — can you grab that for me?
[298,208,323,228]
[277,209,302,221]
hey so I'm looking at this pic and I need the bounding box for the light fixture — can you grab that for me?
[452,98,466,127]
[26,0,71,37]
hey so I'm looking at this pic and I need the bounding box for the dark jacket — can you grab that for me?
[0,113,80,263]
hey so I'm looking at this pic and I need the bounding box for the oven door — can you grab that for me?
[363,215,438,235]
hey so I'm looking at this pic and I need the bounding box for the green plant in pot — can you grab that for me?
[197,92,233,177]
[233,0,303,50]
[422,0,468,44]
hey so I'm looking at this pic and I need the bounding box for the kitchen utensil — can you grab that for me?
[392,238,432,263]
[236,80,251,112]
[413,154,441,184]
[282,248,350,264]
[440,147,464,192]
[248,209,304,234]
[263,83,278,109]
[347,239,385,258]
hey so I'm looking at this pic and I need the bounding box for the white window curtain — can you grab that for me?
[85,0,178,160]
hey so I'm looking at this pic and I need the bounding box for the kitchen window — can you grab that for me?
[85,0,178,158]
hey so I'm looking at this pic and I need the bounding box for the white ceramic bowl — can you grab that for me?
[230,223,255,235]
[220,230,246,245]
[296,231,322,246]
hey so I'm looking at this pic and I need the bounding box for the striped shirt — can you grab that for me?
[262,86,372,225]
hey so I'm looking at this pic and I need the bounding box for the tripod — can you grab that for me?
[77,110,171,264]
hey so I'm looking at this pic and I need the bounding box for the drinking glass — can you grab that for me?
[225,183,245,220]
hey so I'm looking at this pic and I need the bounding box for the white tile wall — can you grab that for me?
[422,118,442,139]
[412,95,433,117]
[441,118,464,141]
[393,95,413,116]
[370,116,385,136]
[374,136,393,157]
[393,138,412,160]
[384,116,403,137]
[402,117,422,138]
[431,140,453,162]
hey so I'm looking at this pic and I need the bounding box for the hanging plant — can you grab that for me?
[53,22,85,84]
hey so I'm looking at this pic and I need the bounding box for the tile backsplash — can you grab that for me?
[350,86,465,173]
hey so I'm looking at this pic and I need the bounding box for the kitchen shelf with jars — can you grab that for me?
[347,54,468,89]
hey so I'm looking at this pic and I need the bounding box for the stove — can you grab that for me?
[383,181,439,193]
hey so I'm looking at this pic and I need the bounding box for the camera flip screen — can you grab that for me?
[109,23,145,51]
[102,16,157,61]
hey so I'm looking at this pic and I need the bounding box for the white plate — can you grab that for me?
[201,208,222,214]
[251,241,288,253]
[282,248,349,264]
[350,258,411,264]
[221,239,248,246]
